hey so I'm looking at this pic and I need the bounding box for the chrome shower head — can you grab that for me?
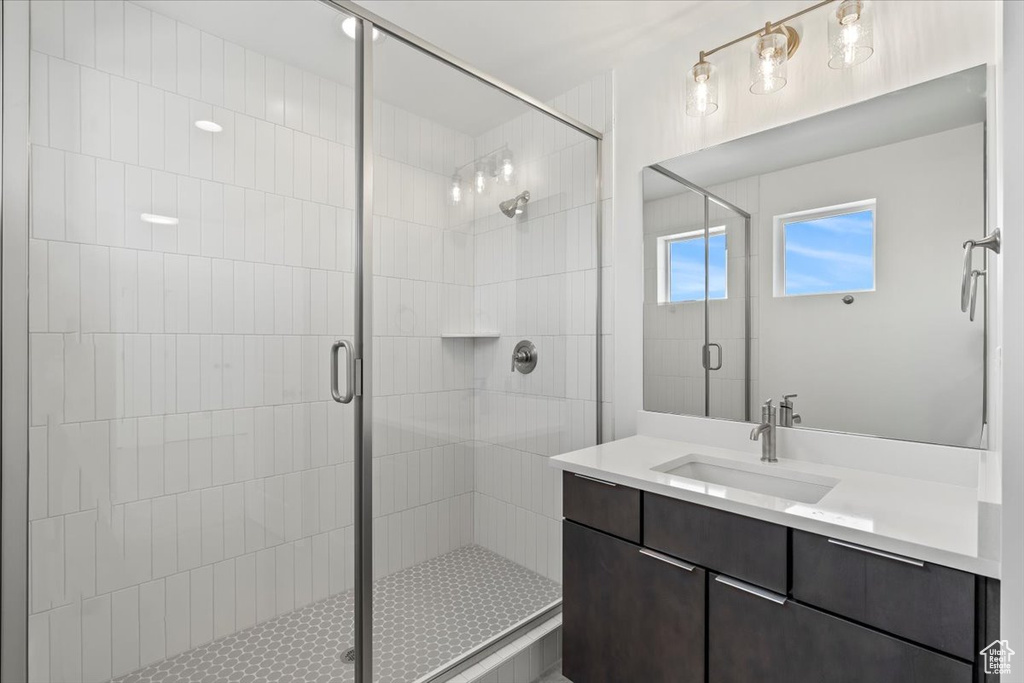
[499,190,530,218]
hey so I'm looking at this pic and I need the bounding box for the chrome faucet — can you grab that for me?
[750,399,777,463]
[779,394,801,428]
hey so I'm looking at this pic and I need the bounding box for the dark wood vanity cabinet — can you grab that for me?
[792,529,977,660]
[563,520,706,683]
[644,492,788,593]
[562,471,641,543]
[708,575,973,683]
[561,475,998,683]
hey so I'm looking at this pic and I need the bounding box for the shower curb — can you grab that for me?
[420,614,562,683]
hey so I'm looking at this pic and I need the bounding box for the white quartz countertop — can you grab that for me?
[550,435,1000,578]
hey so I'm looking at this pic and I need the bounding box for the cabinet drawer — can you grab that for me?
[709,573,972,683]
[564,521,705,683]
[791,530,976,660]
[644,493,788,593]
[563,471,640,543]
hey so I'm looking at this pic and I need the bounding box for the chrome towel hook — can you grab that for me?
[961,228,1000,314]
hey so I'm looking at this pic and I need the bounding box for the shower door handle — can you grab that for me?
[969,269,986,322]
[330,339,356,404]
[960,240,975,312]
[702,343,723,371]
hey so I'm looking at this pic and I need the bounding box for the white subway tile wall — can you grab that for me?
[470,73,614,583]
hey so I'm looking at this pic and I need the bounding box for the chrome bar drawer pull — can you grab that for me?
[715,575,787,605]
[640,548,695,572]
[572,473,617,487]
[827,538,925,567]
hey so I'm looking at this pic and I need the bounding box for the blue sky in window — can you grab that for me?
[669,233,727,302]
[785,209,874,295]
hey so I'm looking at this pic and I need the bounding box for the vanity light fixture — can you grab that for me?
[194,120,223,133]
[828,0,873,68]
[446,145,515,207]
[685,0,874,116]
[140,213,179,226]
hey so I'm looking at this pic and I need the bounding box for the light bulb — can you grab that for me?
[500,153,515,184]
[449,175,462,205]
[694,81,709,114]
[829,0,873,69]
[474,169,487,194]
[750,31,788,95]
[685,59,717,117]
[841,23,860,66]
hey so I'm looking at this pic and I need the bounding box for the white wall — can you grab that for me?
[613,0,999,438]
[999,0,1024,665]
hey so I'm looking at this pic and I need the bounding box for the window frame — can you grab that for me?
[657,225,728,304]
[773,199,877,298]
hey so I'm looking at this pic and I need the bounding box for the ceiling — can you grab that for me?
[137,0,729,136]
[645,66,988,201]
[354,0,708,102]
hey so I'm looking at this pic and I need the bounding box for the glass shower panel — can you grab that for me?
[707,193,751,421]
[26,1,357,680]
[642,168,709,417]
[370,34,597,681]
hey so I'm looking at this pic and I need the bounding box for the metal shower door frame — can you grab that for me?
[648,164,751,422]
[321,3,605,682]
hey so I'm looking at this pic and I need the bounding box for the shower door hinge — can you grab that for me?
[354,359,364,397]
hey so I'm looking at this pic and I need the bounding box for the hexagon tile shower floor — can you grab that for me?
[112,545,561,683]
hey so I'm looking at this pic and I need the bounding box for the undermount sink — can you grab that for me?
[652,454,838,504]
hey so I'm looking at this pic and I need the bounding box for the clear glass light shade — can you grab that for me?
[499,151,515,184]
[474,168,487,194]
[829,0,873,68]
[750,31,789,94]
[449,175,463,205]
[685,61,718,117]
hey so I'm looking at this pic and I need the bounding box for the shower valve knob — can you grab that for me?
[511,340,538,374]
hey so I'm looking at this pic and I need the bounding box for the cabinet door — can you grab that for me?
[563,521,706,683]
[709,574,972,683]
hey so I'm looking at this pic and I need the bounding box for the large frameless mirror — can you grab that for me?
[643,66,989,449]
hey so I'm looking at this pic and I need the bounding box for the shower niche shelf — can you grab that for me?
[441,331,501,339]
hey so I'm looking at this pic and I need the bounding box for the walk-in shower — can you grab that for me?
[6,1,602,681]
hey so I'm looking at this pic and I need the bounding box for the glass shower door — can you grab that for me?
[24,2,360,681]
[368,28,599,683]
[642,168,709,416]
[643,166,749,420]
[707,192,751,422]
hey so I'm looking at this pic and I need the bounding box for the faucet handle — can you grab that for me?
[782,393,797,404]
